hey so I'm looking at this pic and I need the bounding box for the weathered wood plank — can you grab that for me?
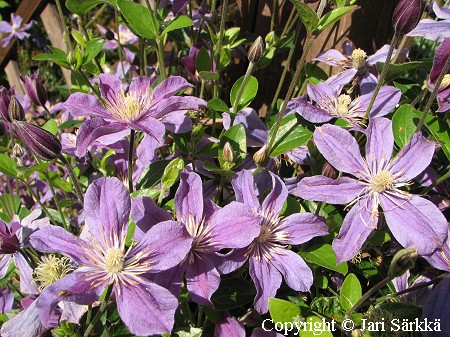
[4,60,25,96]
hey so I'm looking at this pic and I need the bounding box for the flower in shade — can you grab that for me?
[19,70,47,107]
[407,2,450,42]
[428,37,450,112]
[0,13,34,47]
[0,86,14,123]
[215,311,284,337]
[293,118,448,263]
[64,74,205,156]
[218,170,328,313]
[148,171,262,306]
[285,80,401,127]
[30,177,194,335]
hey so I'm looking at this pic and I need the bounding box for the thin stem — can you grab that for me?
[23,181,58,226]
[213,0,228,99]
[83,287,112,337]
[55,0,73,53]
[392,34,408,64]
[421,167,450,194]
[414,54,450,133]
[365,33,399,118]
[232,62,255,115]
[128,129,136,192]
[59,155,84,205]
[270,0,277,32]
[115,11,129,83]
[86,3,107,28]
[43,171,68,230]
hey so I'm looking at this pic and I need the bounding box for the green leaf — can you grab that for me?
[219,124,247,167]
[161,157,184,188]
[83,38,105,65]
[203,161,236,177]
[418,113,450,161]
[198,71,219,81]
[230,75,258,112]
[42,119,58,136]
[0,154,17,178]
[66,0,105,15]
[160,15,193,37]
[268,114,313,157]
[117,0,159,40]
[224,27,240,45]
[299,244,348,275]
[71,31,86,47]
[211,278,256,310]
[130,188,160,199]
[59,120,83,129]
[136,160,171,189]
[268,298,301,324]
[317,6,356,33]
[300,316,334,336]
[19,162,51,180]
[340,273,362,311]
[207,98,229,112]
[33,51,70,68]
[392,104,420,148]
[290,0,319,33]
[376,60,433,83]
[195,47,212,72]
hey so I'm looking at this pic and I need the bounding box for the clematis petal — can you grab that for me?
[313,49,347,66]
[216,248,248,274]
[208,202,261,249]
[262,173,289,215]
[286,96,332,123]
[307,82,336,105]
[313,124,367,178]
[421,276,450,337]
[116,279,179,336]
[365,117,394,171]
[433,2,450,20]
[271,249,313,292]
[128,76,154,97]
[381,194,448,256]
[63,92,111,119]
[430,38,450,82]
[388,132,436,182]
[14,253,39,295]
[186,254,221,306]
[1,300,49,337]
[359,72,378,94]
[232,169,260,209]
[233,108,269,146]
[30,226,91,265]
[84,177,131,248]
[131,196,172,241]
[152,76,193,104]
[367,44,394,65]
[325,69,358,93]
[249,258,282,314]
[175,171,204,223]
[333,197,378,263]
[358,86,401,118]
[129,220,193,272]
[215,312,245,337]
[293,176,365,204]
[280,213,328,245]
[407,19,450,42]
[96,74,123,103]
[131,116,166,143]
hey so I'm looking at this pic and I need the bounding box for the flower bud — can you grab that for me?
[253,144,270,167]
[0,86,13,122]
[321,161,338,180]
[8,96,25,121]
[13,121,62,160]
[223,142,234,163]
[388,247,418,279]
[191,124,204,144]
[248,36,265,63]
[392,0,422,35]
[19,70,47,107]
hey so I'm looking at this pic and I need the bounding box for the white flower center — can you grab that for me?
[256,226,272,243]
[104,88,153,123]
[336,94,352,116]
[351,48,367,70]
[105,247,125,273]
[371,170,395,193]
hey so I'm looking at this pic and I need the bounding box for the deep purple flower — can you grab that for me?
[392,0,422,35]
[293,118,448,263]
[407,2,450,42]
[0,86,14,122]
[286,81,401,127]
[218,170,328,313]
[19,70,47,107]
[149,171,262,306]
[428,37,450,112]
[64,74,205,156]
[30,177,194,335]
[0,13,34,47]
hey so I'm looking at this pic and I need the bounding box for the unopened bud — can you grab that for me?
[13,121,61,160]
[248,36,265,63]
[8,97,25,121]
[253,144,270,167]
[105,28,115,40]
[392,0,422,35]
[13,144,24,159]
[321,161,338,180]
[67,52,77,67]
[191,124,204,144]
[388,247,418,279]
[223,142,234,163]
[20,70,47,107]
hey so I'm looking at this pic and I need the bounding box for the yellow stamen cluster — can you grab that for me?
[104,88,153,123]
[371,170,395,193]
[33,255,73,291]
[105,247,125,273]
[336,94,352,116]
[351,48,367,69]
[440,74,450,89]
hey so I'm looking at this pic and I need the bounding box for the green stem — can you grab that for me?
[156,38,167,79]
[54,0,73,53]
[364,33,399,118]
[115,11,129,83]
[43,171,68,230]
[86,3,107,28]
[59,155,84,205]
[213,0,228,99]
[414,53,450,133]
[83,287,112,337]
[232,62,255,115]
[128,129,136,192]
[421,167,450,194]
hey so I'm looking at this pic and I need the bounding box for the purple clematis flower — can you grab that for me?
[218,170,328,314]
[407,2,450,42]
[286,81,401,127]
[428,37,450,112]
[19,70,47,107]
[215,311,284,337]
[30,177,194,335]
[293,118,448,263]
[151,170,262,306]
[0,13,34,48]
[63,74,205,157]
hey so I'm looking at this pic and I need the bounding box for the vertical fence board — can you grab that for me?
[5,61,25,96]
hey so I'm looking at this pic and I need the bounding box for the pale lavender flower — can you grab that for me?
[407,2,450,42]
[218,170,328,313]
[428,37,450,112]
[30,177,194,335]
[215,311,283,337]
[286,81,401,127]
[0,13,34,47]
[64,74,205,156]
[0,288,13,314]
[293,118,448,263]
[150,171,262,306]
